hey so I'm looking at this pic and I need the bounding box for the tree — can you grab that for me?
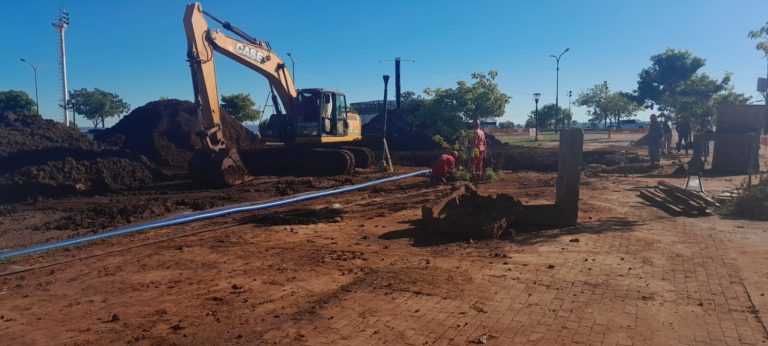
[713,90,752,106]
[0,90,36,116]
[660,73,730,129]
[402,70,511,139]
[67,88,130,128]
[526,103,570,131]
[749,22,768,102]
[636,48,706,110]
[576,83,610,128]
[603,92,642,128]
[498,120,515,128]
[748,21,768,56]
[221,93,262,123]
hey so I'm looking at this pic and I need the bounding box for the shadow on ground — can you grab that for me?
[509,216,640,245]
[379,216,641,247]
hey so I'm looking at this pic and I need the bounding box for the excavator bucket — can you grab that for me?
[189,148,252,186]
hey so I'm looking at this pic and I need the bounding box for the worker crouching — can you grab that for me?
[430,151,459,183]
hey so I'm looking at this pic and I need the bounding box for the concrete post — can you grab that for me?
[554,128,584,225]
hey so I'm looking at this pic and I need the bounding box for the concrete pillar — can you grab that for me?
[554,128,584,225]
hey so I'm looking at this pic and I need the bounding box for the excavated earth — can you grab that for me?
[95,99,261,175]
[0,112,159,203]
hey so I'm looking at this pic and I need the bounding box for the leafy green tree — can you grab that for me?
[67,88,130,128]
[660,73,730,129]
[713,90,752,106]
[221,93,261,123]
[636,48,705,110]
[576,83,610,128]
[498,120,515,128]
[748,21,768,56]
[526,103,571,131]
[603,92,642,128]
[402,70,511,139]
[0,90,37,116]
[749,22,768,102]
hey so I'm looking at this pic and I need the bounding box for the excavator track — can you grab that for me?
[239,147,355,177]
[341,146,376,169]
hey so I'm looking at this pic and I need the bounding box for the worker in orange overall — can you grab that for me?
[430,151,458,183]
[472,120,487,183]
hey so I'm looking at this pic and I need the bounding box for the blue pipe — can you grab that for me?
[0,169,430,260]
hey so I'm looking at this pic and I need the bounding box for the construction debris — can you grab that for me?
[422,183,522,239]
[638,180,720,217]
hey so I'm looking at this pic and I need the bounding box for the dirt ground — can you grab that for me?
[1,134,768,345]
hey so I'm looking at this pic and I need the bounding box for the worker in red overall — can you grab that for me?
[472,120,487,183]
[430,151,458,183]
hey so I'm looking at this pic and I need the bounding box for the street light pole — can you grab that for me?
[19,58,40,115]
[550,48,570,131]
[286,52,296,84]
[565,90,573,128]
[534,93,541,141]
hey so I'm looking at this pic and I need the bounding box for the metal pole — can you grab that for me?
[383,75,390,137]
[535,98,540,141]
[287,52,295,84]
[550,48,570,131]
[19,59,40,115]
[395,58,401,109]
[555,61,559,131]
[565,90,573,128]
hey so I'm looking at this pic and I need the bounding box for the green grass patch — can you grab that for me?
[495,133,559,146]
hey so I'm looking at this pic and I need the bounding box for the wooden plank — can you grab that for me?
[639,190,684,216]
[656,185,709,210]
[657,181,719,207]
[645,188,697,213]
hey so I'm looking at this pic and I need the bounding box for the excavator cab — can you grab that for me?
[262,89,359,144]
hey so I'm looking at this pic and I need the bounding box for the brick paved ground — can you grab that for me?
[1,174,766,345]
[255,178,768,345]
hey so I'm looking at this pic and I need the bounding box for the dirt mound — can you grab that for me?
[0,112,159,203]
[96,99,261,173]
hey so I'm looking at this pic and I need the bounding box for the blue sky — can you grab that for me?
[2,0,767,127]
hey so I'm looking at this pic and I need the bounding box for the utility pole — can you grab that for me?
[19,58,40,115]
[550,48,570,131]
[52,9,70,126]
[565,90,573,128]
[286,52,296,84]
[533,93,541,141]
[380,57,414,109]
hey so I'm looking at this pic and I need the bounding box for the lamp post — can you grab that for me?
[565,90,573,128]
[286,52,296,83]
[19,58,40,115]
[533,93,541,141]
[549,48,570,131]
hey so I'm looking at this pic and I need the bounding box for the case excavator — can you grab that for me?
[184,2,374,186]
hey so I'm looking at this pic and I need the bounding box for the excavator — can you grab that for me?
[183,2,374,185]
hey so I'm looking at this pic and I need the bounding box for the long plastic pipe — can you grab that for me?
[0,169,429,260]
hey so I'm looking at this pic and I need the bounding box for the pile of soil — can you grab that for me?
[96,99,261,174]
[0,112,159,203]
[424,185,523,239]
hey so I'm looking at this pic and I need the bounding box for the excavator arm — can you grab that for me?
[184,2,297,149]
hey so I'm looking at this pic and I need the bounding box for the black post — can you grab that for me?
[395,58,401,109]
[383,75,390,137]
[535,100,540,141]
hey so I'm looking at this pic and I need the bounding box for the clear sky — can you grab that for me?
[2,0,767,127]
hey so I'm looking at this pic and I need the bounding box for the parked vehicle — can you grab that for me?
[614,119,645,130]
